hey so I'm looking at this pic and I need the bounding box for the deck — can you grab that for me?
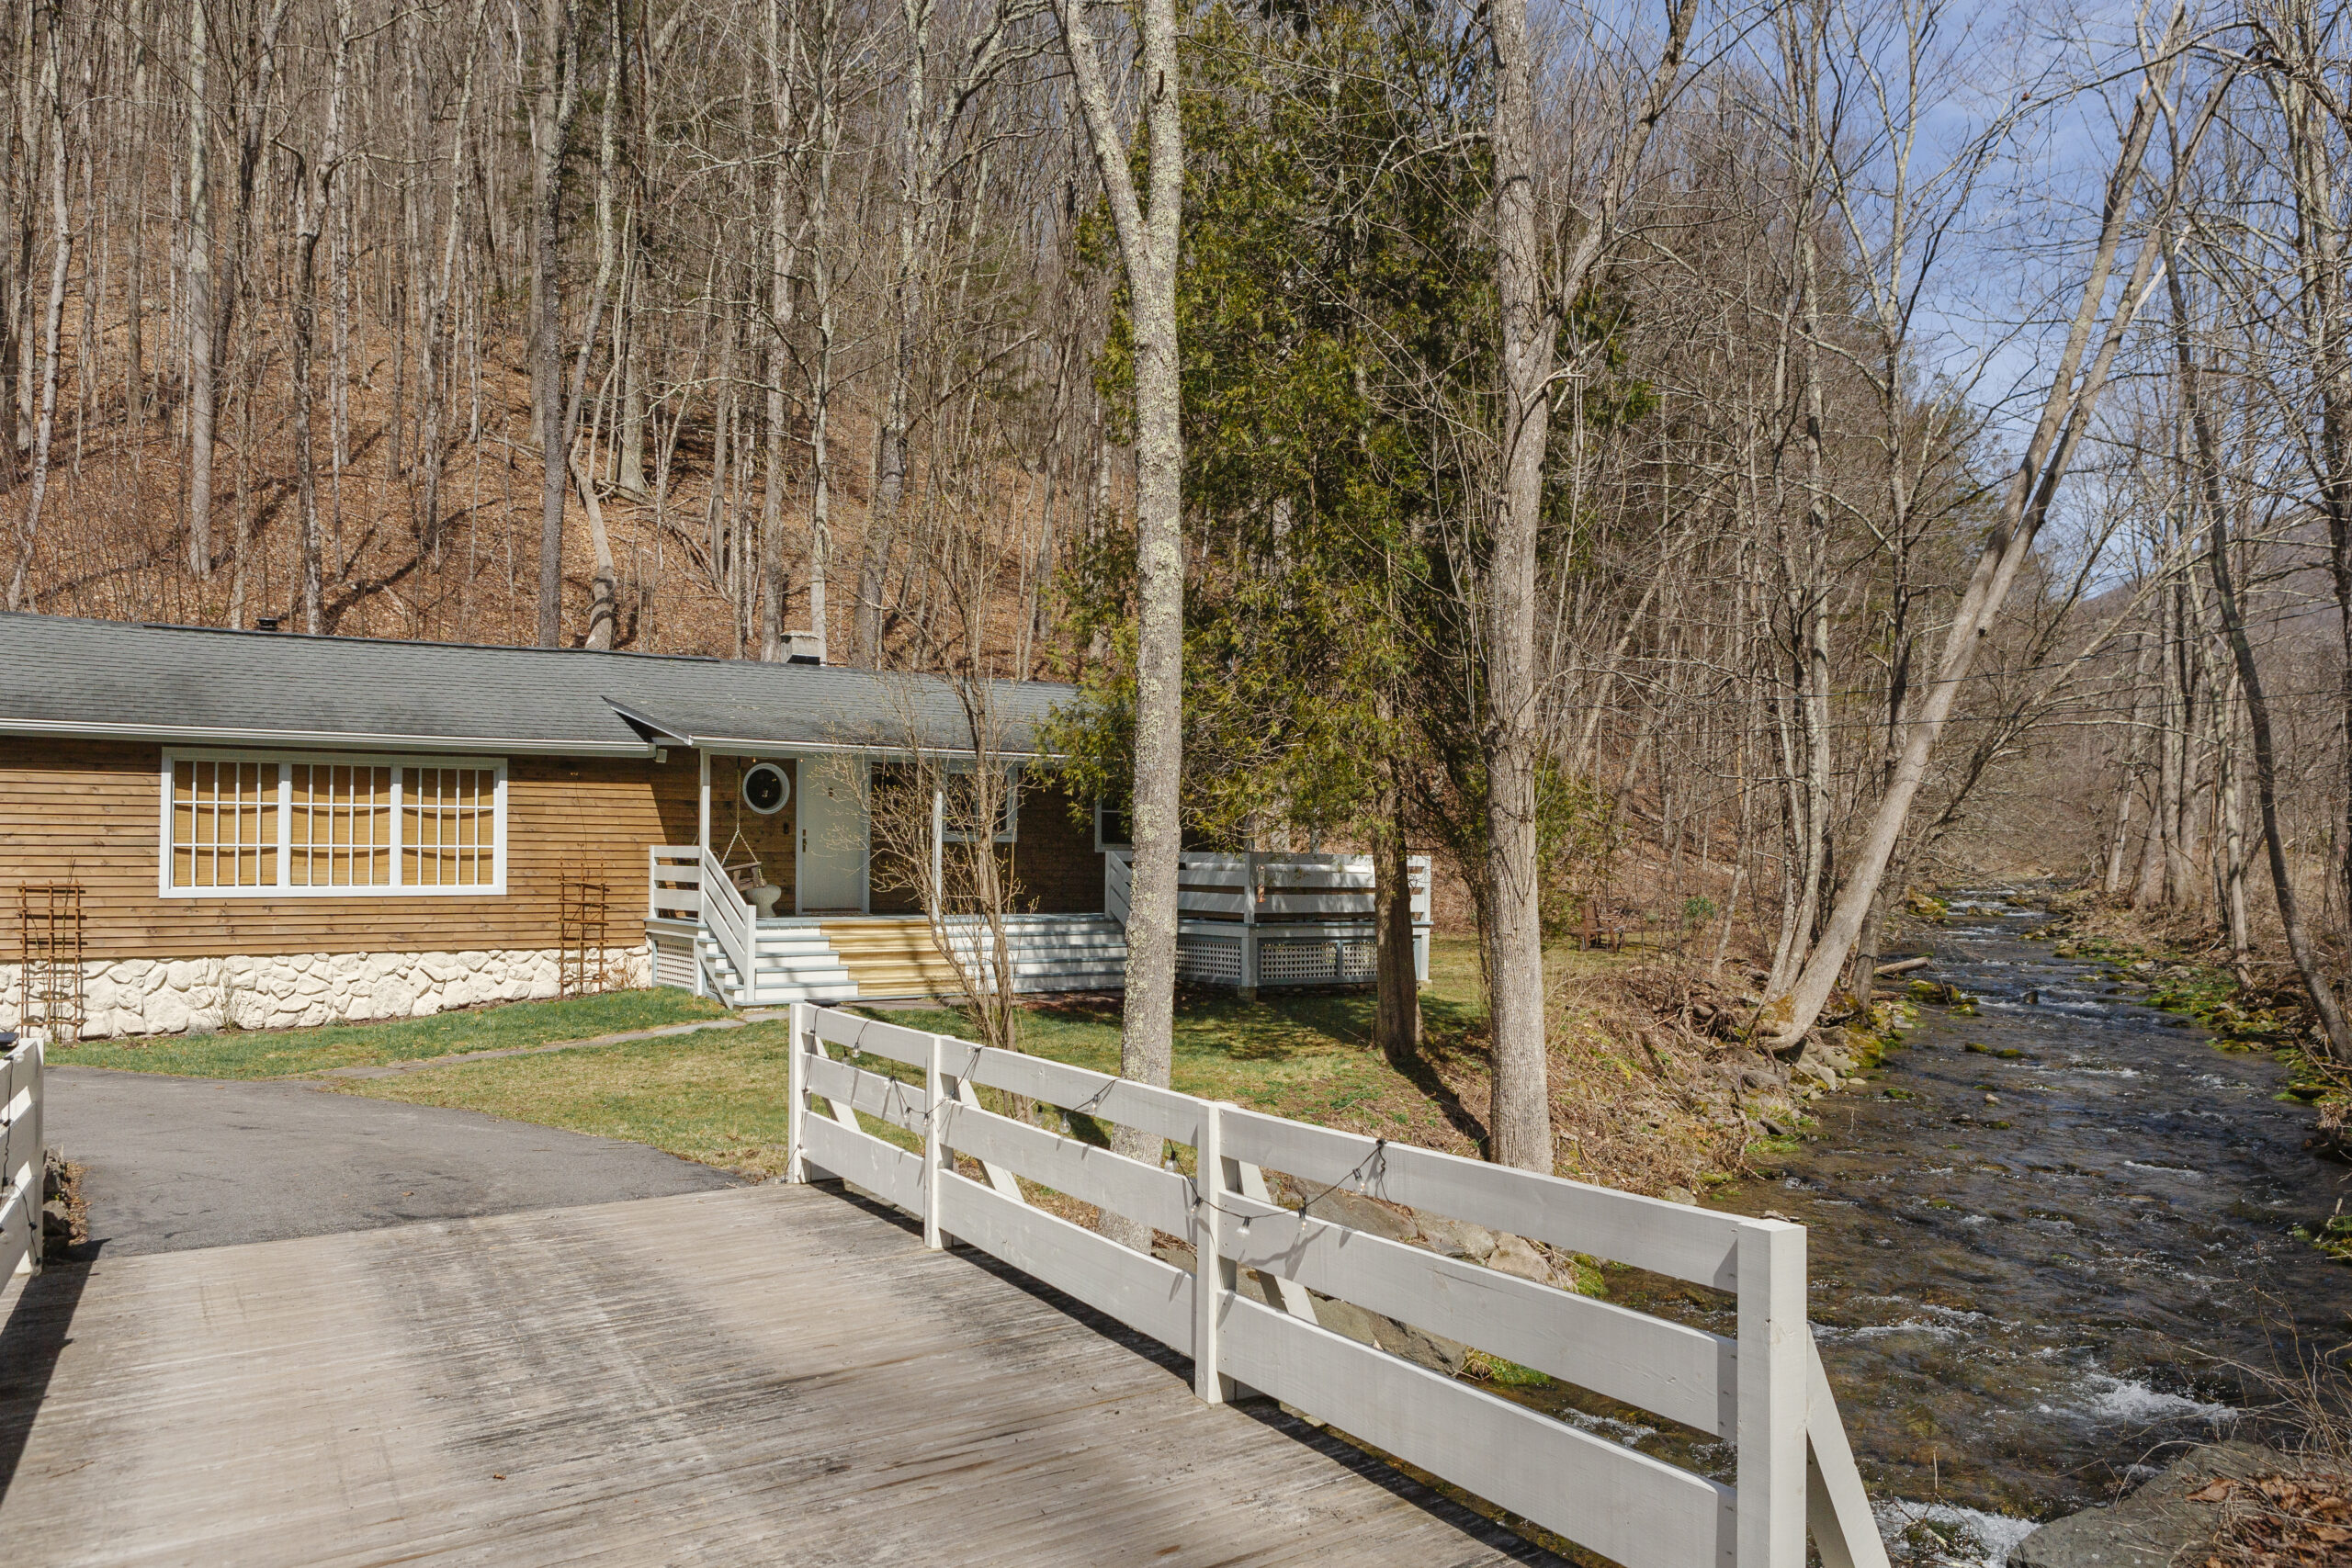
[0,1182,1551,1567]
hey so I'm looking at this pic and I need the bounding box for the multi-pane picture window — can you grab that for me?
[402,767,498,887]
[290,763,394,886]
[170,759,279,888]
[162,750,504,897]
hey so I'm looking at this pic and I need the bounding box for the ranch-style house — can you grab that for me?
[0,615,1425,1039]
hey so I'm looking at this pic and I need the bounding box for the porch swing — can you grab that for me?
[719,761,790,919]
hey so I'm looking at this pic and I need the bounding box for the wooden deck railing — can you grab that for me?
[647,844,704,924]
[697,847,758,993]
[1,1033,44,1281]
[785,1003,1886,1568]
[1105,850,1431,923]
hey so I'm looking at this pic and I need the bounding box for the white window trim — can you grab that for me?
[1094,798,1131,853]
[941,761,1020,845]
[158,747,508,898]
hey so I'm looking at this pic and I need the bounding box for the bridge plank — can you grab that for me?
[0,1185,1556,1568]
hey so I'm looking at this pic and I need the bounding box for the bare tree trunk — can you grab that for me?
[757,0,796,660]
[2170,229,2352,1055]
[290,0,350,636]
[2104,634,2158,894]
[1477,0,1693,1168]
[6,0,66,611]
[530,0,580,645]
[1763,7,2195,1044]
[123,0,148,459]
[1374,762,1420,1064]
[805,0,841,660]
[184,0,212,578]
[1053,0,1183,1246]
[2202,412,2352,1057]
[1483,0,1549,1170]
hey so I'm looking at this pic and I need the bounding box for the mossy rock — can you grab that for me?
[1903,888,1949,921]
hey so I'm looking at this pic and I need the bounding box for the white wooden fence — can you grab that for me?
[1,1034,44,1281]
[785,1004,1887,1568]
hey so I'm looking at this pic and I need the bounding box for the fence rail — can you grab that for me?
[784,1003,1886,1568]
[0,1033,44,1283]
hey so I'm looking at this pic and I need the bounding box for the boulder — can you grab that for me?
[2013,1441,2327,1568]
[1369,1315,1469,1376]
[1295,1187,1418,1244]
[1487,1233,1558,1287]
[1415,1214,1498,1261]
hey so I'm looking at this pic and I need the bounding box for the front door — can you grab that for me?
[796,755,868,914]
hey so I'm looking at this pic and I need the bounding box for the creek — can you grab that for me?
[1565,888,2352,1565]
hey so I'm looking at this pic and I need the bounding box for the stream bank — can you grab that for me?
[1550,887,2352,1567]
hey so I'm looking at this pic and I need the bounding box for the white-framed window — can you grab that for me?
[161,749,507,897]
[1094,797,1132,852]
[942,762,1021,844]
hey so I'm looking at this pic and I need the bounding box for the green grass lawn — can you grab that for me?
[51,987,730,1078]
[49,934,1659,1186]
[334,938,1511,1178]
[330,937,1657,1183]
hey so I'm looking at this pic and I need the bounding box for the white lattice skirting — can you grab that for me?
[1173,928,1387,988]
[0,945,653,1040]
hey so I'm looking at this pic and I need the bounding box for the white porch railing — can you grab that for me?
[1106,850,1431,925]
[785,1003,1887,1568]
[1104,848,1132,926]
[1106,852,1433,990]
[648,844,704,923]
[1,1033,45,1280]
[696,846,756,993]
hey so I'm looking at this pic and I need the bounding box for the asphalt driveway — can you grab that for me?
[43,1066,737,1256]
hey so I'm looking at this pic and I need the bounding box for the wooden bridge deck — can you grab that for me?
[0,1183,1553,1567]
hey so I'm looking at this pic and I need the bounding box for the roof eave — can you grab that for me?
[0,716,656,757]
[600,696,1057,761]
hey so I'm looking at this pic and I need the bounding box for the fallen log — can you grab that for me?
[1873,956,1932,978]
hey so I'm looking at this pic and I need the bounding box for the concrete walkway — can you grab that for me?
[42,1066,736,1256]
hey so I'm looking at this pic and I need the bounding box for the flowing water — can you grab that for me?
[1575,888,2352,1564]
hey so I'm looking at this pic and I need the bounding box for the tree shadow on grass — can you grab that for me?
[1384,1031,1493,1156]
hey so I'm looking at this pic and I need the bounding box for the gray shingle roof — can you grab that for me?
[0,615,1071,757]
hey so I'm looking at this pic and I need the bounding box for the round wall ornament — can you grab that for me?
[741,761,791,815]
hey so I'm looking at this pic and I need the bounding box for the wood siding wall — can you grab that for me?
[706,754,797,901]
[0,739,701,960]
[1012,777,1102,915]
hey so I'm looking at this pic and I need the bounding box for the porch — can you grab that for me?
[1114,850,1434,994]
[647,841,1431,1007]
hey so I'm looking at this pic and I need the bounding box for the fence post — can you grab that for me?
[922,1032,944,1250]
[1238,852,1260,1000]
[1737,1219,1807,1568]
[785,1002,808,1184]
[1192,1099,1228,1404]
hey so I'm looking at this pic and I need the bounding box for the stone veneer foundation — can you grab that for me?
[0,944,654,1039]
